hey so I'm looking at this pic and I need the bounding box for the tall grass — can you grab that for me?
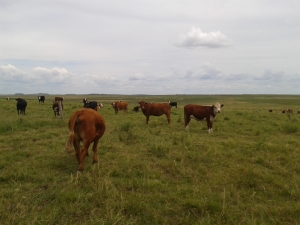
[0,95,300,224]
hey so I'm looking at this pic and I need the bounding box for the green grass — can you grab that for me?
[0,94,300,224]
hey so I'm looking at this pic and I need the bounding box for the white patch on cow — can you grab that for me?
[189,115,199,121]
[208,128,213,133]
[210,115,216,122]
[185,124,189,131]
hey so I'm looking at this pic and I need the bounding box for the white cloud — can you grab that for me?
[129,73,146,80]
[176,27,232,48]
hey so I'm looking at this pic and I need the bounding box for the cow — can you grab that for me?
[6,97,10,101]
[169,101,178,108]
[287,109,293,114]
[83,101,100,111]
[83,98,87,103]
[65,108,106,171]
[38,96,45,104]
[52,101,63,117]
[54,96,64,102]
[111,101,128,114]
[132,106,140,112]
[269,109,273,112]
[99,103,103,108]
[138,101,171,124]
[184,102,224,133]
[282,110,286,113]
[296,110,300,114]
[16,98,27,115]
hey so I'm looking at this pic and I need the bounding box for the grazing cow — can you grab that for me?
[111,101,128,114]
[138,101,171,124]
[83,101,100,111]
[287,109,293,114]
[65,108,106,171]
[269,109,273,112]
[54,96,64,102]
[184,102,224,133]
[52,101,64,117]
[282,110,286,113]
[296,110,300,114]
[168,101,178,108]
[99,103,104,108]
[16,98,27,115]
[38,96,45,104]
[132,106,140,112]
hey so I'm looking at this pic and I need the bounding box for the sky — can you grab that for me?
[1,0,300,95]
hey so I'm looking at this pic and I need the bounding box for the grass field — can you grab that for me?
[0,94,300,225]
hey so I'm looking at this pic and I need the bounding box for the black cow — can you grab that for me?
[16,98,27,115]
[168,101,177,108]
[83,101,99,111]
[38,96,45,103]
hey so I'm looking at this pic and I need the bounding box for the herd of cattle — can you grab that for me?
[269,108,300,114]
[9,96,226,170]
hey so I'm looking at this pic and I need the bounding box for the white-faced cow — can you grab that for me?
[16,98,27,115]
[168,101,177,108]
[184,102,224,133]
[111,101,128,114]
[38,96,45,104]
[65,108,106,171]
[54,96,64,102]
[83,101,100,111]
[138,101,171,124]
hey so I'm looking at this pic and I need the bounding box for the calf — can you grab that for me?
[169,101,178,108]
[38,96,45,103]
[65,108,106,171]
[138,101,171,124]
[111,101,128,114]
[184,102,223,133]
[16,98,27,115]
[83,101,100,111]
[132,106,140,112]
[52,101,63,117]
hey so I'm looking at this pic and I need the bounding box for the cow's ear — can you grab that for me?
[221,104,224,108]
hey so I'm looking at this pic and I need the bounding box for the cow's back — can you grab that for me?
[115,102,128,110]
[184,104,210,119]
[144,103,170,116]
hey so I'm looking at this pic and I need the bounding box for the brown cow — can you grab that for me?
[184,102,224,133]
[282,110,286,113]
[132,106,140,112]
[55,96,64,102]
[65,108,106,171]
[111,101,128,114]
[138,101,171,124]
[296,110,300,114]
[52,101,63,117]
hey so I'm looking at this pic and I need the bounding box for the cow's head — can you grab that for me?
[213,102,224,114]
[138,101,147,109]
[111,102,115,108]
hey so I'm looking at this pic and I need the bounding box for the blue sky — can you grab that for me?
[1,0,299,95]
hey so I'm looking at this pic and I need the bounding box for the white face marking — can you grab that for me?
[213,102,222,115]
[208,128,213,133]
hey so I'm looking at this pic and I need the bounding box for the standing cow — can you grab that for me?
[38,96,45,104]
[184,102,223,133]
[65,108,106,171]
[138,101,171,124]
[111,101,128,114]
[52,101,63,117]
[168,101,178,108]
[16,98,27,115]
[83,101,100,111]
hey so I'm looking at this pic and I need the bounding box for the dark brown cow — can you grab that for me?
[282,110,286,113]
[184,102,223,133]
[52,101,64,117]
[138,101,171,124]
[65,108,106,171]
[287,109,293,114]
[111,101,128,114]
[296,110,300,114]
[269,109,273,112]
[54,96,64,102]
[132,106,140,112]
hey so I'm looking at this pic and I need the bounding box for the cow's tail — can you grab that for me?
[65,114,80,153]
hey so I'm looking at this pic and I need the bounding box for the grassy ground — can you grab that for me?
[0,94,300,225]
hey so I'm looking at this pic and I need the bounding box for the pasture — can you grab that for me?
[0,94,300,225]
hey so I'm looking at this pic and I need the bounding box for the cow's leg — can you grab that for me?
[77,140,90,171]
[166,113,170,124]
[146,116,149,124]
[184,113,191,131]
[73,139,81,165]
[91,139,100,164]
[206,118,213,133]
